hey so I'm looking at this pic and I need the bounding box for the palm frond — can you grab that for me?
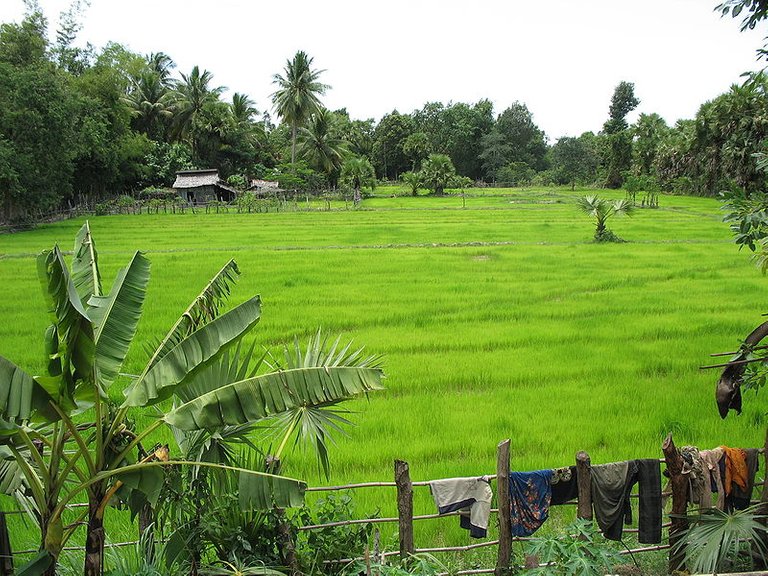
[71,222,102,306]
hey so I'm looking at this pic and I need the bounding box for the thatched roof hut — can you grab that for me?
[173,169,238,204]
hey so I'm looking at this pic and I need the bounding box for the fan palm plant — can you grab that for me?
[576,195,635,242]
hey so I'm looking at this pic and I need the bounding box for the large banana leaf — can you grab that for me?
[37,247,94,389]
[145,259,240,372]
[238,467,306,509]
[88,252,150,390]
[71,222,102,307]
[164,365,384,431]
[0,356,55,425]
[123,295,262,407]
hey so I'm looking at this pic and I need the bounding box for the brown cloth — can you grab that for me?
[730,448,760,511]
[699,448,725,510]
[720,445,749,496]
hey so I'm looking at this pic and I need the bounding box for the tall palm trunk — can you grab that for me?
[84,487,106,576]
[291,122,297,164]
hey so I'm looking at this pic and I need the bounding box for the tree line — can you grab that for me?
[1,1,767,224]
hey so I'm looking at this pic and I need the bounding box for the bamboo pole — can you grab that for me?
[575,451,592,521]
[395,459,414,560]
[662,432,688,574]
[495,439,511,576]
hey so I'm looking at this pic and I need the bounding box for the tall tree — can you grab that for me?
[169,65,225,159]
[371,110,415,180]
[271,50,329,163]
[550,134,599,190]
[632,112,669,176]
[603,81,640,188]
[297,107,348,185]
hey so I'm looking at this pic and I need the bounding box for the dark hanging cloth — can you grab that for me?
[729,448,759,511]
[551,466,579,505]
[591,461,638,541]
[509,470,553,537]
[636,459,662,544]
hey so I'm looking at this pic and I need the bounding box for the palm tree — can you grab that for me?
[420,153,457,196]
[146,51,175,86]
[297,108,348,184]
[576,195,635,242]
[169,66,225,156]
[231,92,258,126]
[341,156,376,205]
[272,50,329,163]
[124,70,173,139]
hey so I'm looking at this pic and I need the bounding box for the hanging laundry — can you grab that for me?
[551,466,578,505]
[591,461,638,541]
[509,470,553,537]
[730,448,759,511]
[636,459,662,544]
[680,446,706,505]
[699,448,725,510]
[720,445,749,496]
[429,476,493,538]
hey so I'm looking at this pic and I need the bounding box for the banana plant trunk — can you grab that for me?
[84,488,106,576]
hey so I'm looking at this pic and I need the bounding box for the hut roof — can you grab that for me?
[173,169,221,189]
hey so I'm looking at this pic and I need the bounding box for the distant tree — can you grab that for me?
[400,171,422,196]
[478,131,512,181]
[497,162,535,187]
[402,131,430,170]
[340,156,376,205]
[272,50,329,163]
[550,135,598,189]
[632,113,669,176]
[603,81,640,188]
[231,92,258,125]
[577,195,635,242]
[124,70,173,139]
[420,153,457,195]
[169,66,225,158]
[371,110,415,180]
[297,107,348,186]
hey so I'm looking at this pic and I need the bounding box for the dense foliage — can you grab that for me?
[1,2,767,225]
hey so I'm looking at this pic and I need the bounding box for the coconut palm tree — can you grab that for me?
[169,66,226,156]
[297,108,348,184]
[231,92,258,126]
[271,50,329,163]
[124,70,173,139]
[576,195,635,242]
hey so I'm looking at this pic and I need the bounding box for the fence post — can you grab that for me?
[662,432,687,573]
[495,439,512,576]
[575,451,592,521]
[758,428,768,569]
[395,460,414,561]
[0,511,12,576]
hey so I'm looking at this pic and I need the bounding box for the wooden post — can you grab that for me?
[575,451,592,521]
[268,457,301,576]
[0,511,12,576]
[395,460,414,561]
[757,428,768,569]
[495,439,512,576]
[662,432,688,574]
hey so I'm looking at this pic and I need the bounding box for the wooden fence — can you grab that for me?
[2,433,766,575]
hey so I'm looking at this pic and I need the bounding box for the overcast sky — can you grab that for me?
[0,0,764,141]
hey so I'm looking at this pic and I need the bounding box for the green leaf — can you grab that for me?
[123,295,261,407]
[164,365,383,430]
[238,468,306,509]
[37,247,95,389]
[71,221,102,307]
[17,550,53,576]
[117,465,164,507]
[0,355,35,423]
[88,252,150,390]
[145,259,239,371]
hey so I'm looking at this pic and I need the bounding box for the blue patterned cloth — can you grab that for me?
[509,470,553,537]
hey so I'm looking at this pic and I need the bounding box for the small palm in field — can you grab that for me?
[577,195,635,242]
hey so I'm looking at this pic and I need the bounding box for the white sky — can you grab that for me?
[0,0,764,141]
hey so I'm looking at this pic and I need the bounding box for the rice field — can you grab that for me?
[0,186,765,564]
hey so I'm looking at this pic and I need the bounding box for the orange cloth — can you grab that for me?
[720,446,749,496]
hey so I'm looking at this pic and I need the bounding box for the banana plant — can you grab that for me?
[0,223,384,576]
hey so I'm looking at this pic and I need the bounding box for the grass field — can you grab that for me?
[1,186,766,567]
